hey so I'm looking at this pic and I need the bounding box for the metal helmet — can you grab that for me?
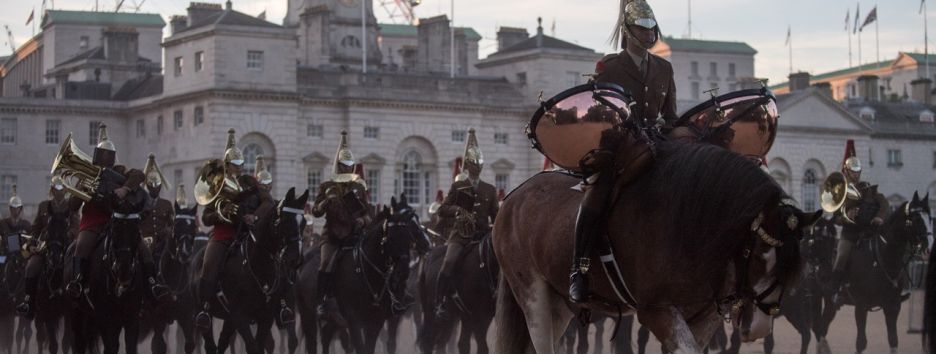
[453,157,466,182]
[223,129,245,166]
[92,124,117,168]
[255,155,273,185]
[611,0,660,50]
[841,139,861,173]
[176,183,189,208]
[8,184,22,208]
[143,153,170,190]
[332,130,355,175]
[461,128,483,173]
[50,175,65,192]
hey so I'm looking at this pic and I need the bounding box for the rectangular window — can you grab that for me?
[88,121,101,145]
[516,72,527,85]
[174,110,183,130]
[887,149,903,167]
[709,62,717,77]
[136,119,145,137]
[364,126,380,139]
[307,124,323,137]
[194,106,204,126]
[690,61,699,76]
[691,82,700,100]
[0,175,16,203]
[79,36,89,51]
[366,169,380,204]
[0,118,16,144]
[495,174,510,193]
[195,51,204,72]
[45,119,60,144]
[494,132,508,145]
[307,169,322,201]
[451,130,467,143]
[247,50,264,69]
[157,115,164,135]
[174,56,183,77]
[728,63,736,77]
[174,169,183,187]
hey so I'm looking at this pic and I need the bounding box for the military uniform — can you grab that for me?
[0,216,31,258]
[1,187,31,313]
[436,179,498,245]
[594,51,677,131]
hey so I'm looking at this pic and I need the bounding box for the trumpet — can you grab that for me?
[194,161,242,223]
[820,171,862,224]
[50,134,107,202]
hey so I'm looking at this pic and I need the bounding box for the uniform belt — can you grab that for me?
[113,213,141,219]
[176,215,196,220]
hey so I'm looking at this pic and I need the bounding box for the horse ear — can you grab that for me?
[913,191,920,203]
[801,210,823,229]
[286,187,296,201]
[298,189,310,204]
[174,202,181,213]
[400,193,408,204]
[382,205,390,214]
[391,196,397,208]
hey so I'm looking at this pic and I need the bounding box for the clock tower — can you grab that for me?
[289,0,382,69]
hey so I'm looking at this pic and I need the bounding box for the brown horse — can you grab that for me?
[494,142,820,353]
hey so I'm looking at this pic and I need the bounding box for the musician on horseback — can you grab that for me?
[141,154,174,269]
[16,177,78,317]
[64,124,171,302]
[195,128,274,330]
[568,0,678,303]
[434,128,499,319]
[831,140,890,299]
[1,185,31,287]
[311,130,371,324]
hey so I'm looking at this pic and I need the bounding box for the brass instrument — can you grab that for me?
[820,171,862,223]
[50,134,104,202]
[194,162,242,223]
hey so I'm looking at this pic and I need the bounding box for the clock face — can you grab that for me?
[339,0,359,7]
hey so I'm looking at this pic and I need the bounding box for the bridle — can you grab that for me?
[242,203,304,303]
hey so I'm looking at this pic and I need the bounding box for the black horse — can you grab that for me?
[29,207,73,354]
[843,192,931,354]
[193,187,307,354]
[148,202,200,354]
[296,234,352,354]
[417,232,497,354]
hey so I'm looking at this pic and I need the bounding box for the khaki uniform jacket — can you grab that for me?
[141,197,174,246]
[438,179,499,243]
[0,217,31,256]
[594,51,679,132]
[311,181,370,241]
[837,181,889,241]
[31,198,79,243]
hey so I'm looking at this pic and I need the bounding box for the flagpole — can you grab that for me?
[789,28,793,74]
[926,0,931,80]
[450,0,455,78]
[858,28,863,67]
[849,11,853,67]
[361,0,367,74]
[875,5,880,69]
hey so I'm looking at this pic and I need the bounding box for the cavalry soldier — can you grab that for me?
[434,128,499,319]
[312,130,371,323]
[140,154,174,265]
[195,129,273,329]
[831,140,890,298]
[255,155,273,193]
[1,185,31,285]
[253,154,296,323]
[568,0,678,303]
[64,125,170,302]
[16,177,78,316]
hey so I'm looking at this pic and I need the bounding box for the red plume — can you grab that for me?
[435,190,444,203]
[542,157,554,171]
[353,163,365,179]
[842,139,856,167]
[497,188,506,202]
[453,157,463,181]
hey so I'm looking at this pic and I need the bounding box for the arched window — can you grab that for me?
[401,151,422,205]
[243,143,264,176]
[802,169,818,211]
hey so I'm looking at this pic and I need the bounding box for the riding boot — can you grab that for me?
[142,259,171,303]
[434,273,453,320]
[195,274,216,330]
[316,271,347,327]
[15,276,38,318]
[570,171,611,304]
[65,257,89,299]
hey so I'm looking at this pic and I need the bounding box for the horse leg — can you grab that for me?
[287,324,299,354]
[637,306,703,353]
[218,321,236,354]
[319,322,335,354]
[575,319,588,354]
[125,317,140,354]
[763,332,774,354]
[457,318,472,354]
[560,321,575,354]
[616,316,636,354]
[854,305,868,354]
[521,278,574,354]
[178,315,197,354]
[255,320,274,354]
[48,318,61,354]
[362,320,383,354]
[471,317,492,354]
[798,327,810,354]
[883,300,900,353]
[198,320,218,354]
[593,317,605,354]
[100,325,120,354]
[299,314,318,354]
[386,315,400,354]
[234,318,261,354]
[152,321,168,354]
[637,325,650,354]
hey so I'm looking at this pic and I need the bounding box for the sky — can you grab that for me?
[1,0,933,85]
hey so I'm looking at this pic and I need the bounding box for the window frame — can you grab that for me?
[45,119,60,145]
[194,51,204,72]
[247,50,264,70]
[194,106,205,126]
[0,118,16,145]
[174,56,183,77]
[173,110,184,130]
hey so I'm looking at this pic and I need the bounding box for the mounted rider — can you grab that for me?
[16,177,79,317]
[311,130,371,324]
[140,154,174,268]
[64,124,171,303]
[434,128,499,319]
[568,0,678,303]
[195,128,274,330]
[831,140,890,297]
[1,184,31,287]
[253,153,297,324]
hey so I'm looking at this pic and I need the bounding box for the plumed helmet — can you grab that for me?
[333,130,355,174]
[461,128,483,171]
[611,0,660,50]
[176,183,189,208]
[255,155,272,185]
[841,139,861,173]
[223,129,245,166]
[50,175,65,191]
[8,184,22,208]
[143,153,169,190]
[92,124,117,167]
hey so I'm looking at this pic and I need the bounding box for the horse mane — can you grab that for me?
[623,142,788,284]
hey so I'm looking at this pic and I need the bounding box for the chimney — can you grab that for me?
[788,72,811,92]
[496,26,529,51]
[416,15,452,73]
[102,27,139,64]
[857,75,880,102]
[170,15,188,35]
[911,78,933,104]
[812,82,833,97]
[187,2,224,27]
[535,17,543,47]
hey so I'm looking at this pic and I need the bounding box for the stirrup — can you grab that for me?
[15,297,32,317]
[65,281,83,299]
[195,305,212,330]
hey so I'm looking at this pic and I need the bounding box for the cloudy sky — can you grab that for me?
[1,0,932,84]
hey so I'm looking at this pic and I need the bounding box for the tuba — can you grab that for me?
[820,171,862,224]
[50,134,105,202]
[194,161,242,224]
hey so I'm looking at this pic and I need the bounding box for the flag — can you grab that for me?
[854,2,860,34]
[860,6,877,31]
[785,26,791,46]
[845,8,850,31]
[25,8,34,25]
[258,10,266,20]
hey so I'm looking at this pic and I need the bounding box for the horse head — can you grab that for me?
[388,193,430,257]
[801,216,836,267]
[894,191,932,255]
[172,202,199,260]
[43,207,72,271]
[272,187,309,269]
[732,198,822,343]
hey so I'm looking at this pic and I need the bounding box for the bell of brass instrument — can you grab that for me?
[50,134,103,202]
[820,171,862,224]
[194,162,242,223]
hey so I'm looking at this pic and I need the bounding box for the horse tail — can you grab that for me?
[494,273,532,353]
[925,254,936,353]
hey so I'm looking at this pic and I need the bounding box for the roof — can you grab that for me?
[113,74,164,101]
[844,100,936,138]
[42,10,165,28]
[178,9,281,33]
[658,36,757,55]
[493,33,593,55]
[769,54,929,90]
[378,23,482,41]
[59,46,105,66]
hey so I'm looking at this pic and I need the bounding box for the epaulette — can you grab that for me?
[595,53,619,75]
